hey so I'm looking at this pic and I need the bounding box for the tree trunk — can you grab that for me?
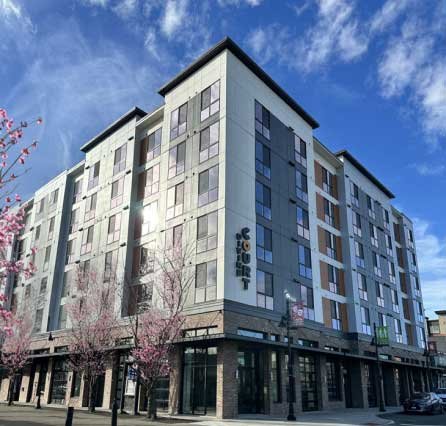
[7,377,14,406]
[146,381,157,420]
[88,378,96,413]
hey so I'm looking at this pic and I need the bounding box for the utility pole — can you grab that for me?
[373,323,386,412]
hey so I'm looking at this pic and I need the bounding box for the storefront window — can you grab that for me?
[299,355,318,411]
[326,359,341,401]
[49,359,69,404]
[271,351,281,403]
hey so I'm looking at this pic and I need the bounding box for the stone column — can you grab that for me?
[102,357,115,409]
[43,358,53,404]
[319,354,328,410]
[168,346,182,415]
[216,341,238,419]
[350,360,366,408]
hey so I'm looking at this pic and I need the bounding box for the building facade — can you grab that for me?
[427,311,446,388]
[0,37,434,417]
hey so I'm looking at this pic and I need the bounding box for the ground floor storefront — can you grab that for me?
[0,338,440,419]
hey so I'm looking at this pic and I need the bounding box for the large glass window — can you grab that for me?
[197,211,217,253]
[200,122,219,163]
[141,201,158,235]
[358,272,368,300]
[110,177,124,209]
[170,103,187,140]
[255,181,271,220]
[330,300,341,330]
[255,101,270,140]
[297,284,314,320]
[198,166,218,207]
[370,223,379,248]
[298,244,312,279]
[297,206,310,240]
[195,260,217,303]
[352,211,362,237]
[361,306,371,335]
[113,143,127,175]
[328,264,339,294]
[394,318,403,343]
[87,161,100,190]
[376,281,385,307]
[326,360,341,401]
[81,225,94,254]
[166,182,184,220]
[296,170,308,202]
[294,136,307,167]
[355,241,365,268]
[299,355,318,411]
[256,270,273,310]
[255,141,271,179]
[84,192,97,222]
[104,249,118,282]
[367,195,375,219]
[138,163,160,200]
[256,224,272,263]
[350,181,359,207]
[168,142,186,178]
[201,81,220,121]
[140,127,162,165]
[107,213,121,244]
[322,167,335,196]
[325,230,337,260]
[373,253,382,277]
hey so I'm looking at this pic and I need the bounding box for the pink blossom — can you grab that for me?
[14,194,21,202]
[18,157,25,164]
[21,148,29,156]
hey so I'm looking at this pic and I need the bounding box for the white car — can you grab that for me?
[435,388,446,406]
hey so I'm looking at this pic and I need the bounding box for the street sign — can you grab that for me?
[376,325,389,346]
[290,301,305,327]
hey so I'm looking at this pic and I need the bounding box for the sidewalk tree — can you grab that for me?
[65,266,120,412]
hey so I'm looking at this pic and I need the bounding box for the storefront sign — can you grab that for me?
[236,227,251,290]
[290,301,305,327]
[376,325,389,346]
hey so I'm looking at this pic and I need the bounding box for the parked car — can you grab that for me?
[435,388,446,405]
[403,392,444,414]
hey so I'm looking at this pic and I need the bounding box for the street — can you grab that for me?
[380,411,446,425]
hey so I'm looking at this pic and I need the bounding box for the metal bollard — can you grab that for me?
[65,406,74,426]
[111,399,118,426]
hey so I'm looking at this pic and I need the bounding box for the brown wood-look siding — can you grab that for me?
[318,226,326,255]
[333,204,340,230]
[336,235,343,262]
[316,193,325,221]
[338,269,345,296]
[314,160,323,189]
[322,297,332,328]
[400,272,407,293]
[320,261,329,290]
[331,174,339,200]
[340,303,349,332]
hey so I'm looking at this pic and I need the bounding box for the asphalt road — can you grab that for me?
[380,411,446,425]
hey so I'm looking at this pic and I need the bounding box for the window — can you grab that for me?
[383,209,390,231]
[238,328,266,339]
[324,198,336,227]
[197,211,217,253]
[38,198,45,214]
[87,161,100,190]
[361,306,371,335]
[410,252,417,272]
[107,213,121,244]
[50,188,59,205]
[72,179,82,204]
[322,167,335,196]
[65,239,75,264]
[39,277,48,295]
[84,192,97,221]
[391,289,399,313]
[357,272,368,301]
[330,300,341,330]
[295,170,308,202]
[141,201,158,235]
[110,177,124,209]
[255,141,271,179]
[394,318,403,343]
[416,301,424,323]
[297,283,315,320]
[43,246,51,271]
[388,260,396,284]
[376,282,385,307]
[297,206,310,240]
[417,326,426,349]
[48,217,55,240]
[378,312,387,327]
[69,208,79,234]
[170,103,187,140]
[385,234,393,257]
[62,271,72,298]
[81,225,94,254]
[168,142,186,178]
[328,264,339,294]
[133,242,155,277]
[326,360,340,401]
[373,252,381,277]
[367,195,375,219]
[199,121,219,163]
[200,80,220,121]
[140,127,162,164]
[350,182,359,207]
[33,309,43,334]
[408,229,415,249]
[412,275,421,297]
[104,249,118,282]
[195,260,217,303]
[166,182,184,220]
[325,230,337,260]
[294,136,307,167]
[370,223,378,248]
[255,181,271,220]
[256,270,273,310]
[35,224,41,242]
[165,224,183,251]
[298,244,312,279]
[271,351,281,403]
[352,211,362,237]
[113,144,127,175]
[138,164,160,201]
[198,165,218,206]
[58,304,67,330]
[255,101,270,140]
[71,372,81,398]
[256,224,272,263]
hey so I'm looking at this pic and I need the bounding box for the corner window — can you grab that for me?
[170,103,187,140]
[168,142,186,178]
[255,101,270,140]
[199,122,219,163]
[256,224,272,263]
[200,81,220,121]
[49,188,59,205]
[197,211,218,253]
[195,260,217,303]
[113,143,127,175]
[198,165,218,207]
[256,270,273,310]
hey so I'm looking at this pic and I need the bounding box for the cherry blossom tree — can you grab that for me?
[129,239,193,420]
[0,311,32,405]
[65,266,120,412]
[0,108,41,340]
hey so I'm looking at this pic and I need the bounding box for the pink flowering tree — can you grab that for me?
[0,311,32,405]
[130,240,193,420]
[0,108,41,340]
[66,267,120,412]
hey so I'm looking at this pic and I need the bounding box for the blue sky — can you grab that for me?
[1,0,445,317]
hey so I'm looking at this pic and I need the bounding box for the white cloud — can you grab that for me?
[0,0,35,52]
[161,0,188,39]
[412,163,446,176]
[245,26,290,66]
[369,0,411,33]
[217,0,263,6]
[144,28,160,60]
[81,0,109,7]
[112,0,138,19]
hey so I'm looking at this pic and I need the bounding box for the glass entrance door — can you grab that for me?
[237,349,264,414]
[50,359,69,404]
[182,346,217,415]
[299,354,318,411]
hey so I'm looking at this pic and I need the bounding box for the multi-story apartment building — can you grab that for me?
[427,311,446,387]
[0,37,435,417]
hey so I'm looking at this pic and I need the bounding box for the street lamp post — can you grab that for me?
[373,323,386,412]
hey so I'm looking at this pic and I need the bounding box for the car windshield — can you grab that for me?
[412,393,430,399]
